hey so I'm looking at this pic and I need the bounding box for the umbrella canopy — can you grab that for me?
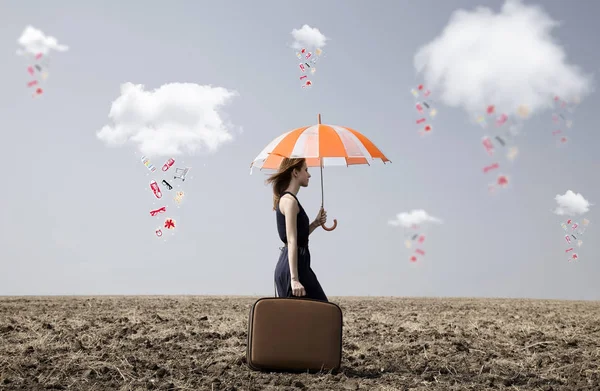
[250,114,391,171]
[251,114,390,231]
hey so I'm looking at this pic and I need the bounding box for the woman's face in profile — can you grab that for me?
[298,162,311,187]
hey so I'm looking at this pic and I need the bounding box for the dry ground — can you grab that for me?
[0,296,599,391]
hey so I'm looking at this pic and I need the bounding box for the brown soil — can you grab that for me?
[0,296,598,390]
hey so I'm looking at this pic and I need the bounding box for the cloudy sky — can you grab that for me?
[1,0,599,300]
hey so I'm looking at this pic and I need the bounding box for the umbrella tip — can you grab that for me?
[318,113,321,124]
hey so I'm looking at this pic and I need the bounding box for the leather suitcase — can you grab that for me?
[246,297,343,373]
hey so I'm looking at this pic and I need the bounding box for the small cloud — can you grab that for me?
[16,25,69,56]
[413,0,593,118]
[290,24,328,50]
[388,209,443,228]
[553,190,591,216]
[96,82,239,157]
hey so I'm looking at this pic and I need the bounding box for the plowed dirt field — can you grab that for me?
[1,296,598,390]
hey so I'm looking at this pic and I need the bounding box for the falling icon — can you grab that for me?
[164,218,176,230]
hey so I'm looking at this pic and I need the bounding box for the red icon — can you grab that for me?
[302,80,312,88]
[150,206,166,217]
[497,175,508,187]
[415,249,425,256]
[482,137,494,156]
[150,180,162,199]
[162,158,175,172]
[155,229,162,237]
[410,255,417,262]
[164,218,176,229]
[496,113,508,126]
[418,235,425,244]
[483,162,499,173]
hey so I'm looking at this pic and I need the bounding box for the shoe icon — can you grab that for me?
[150,180,162,199]
[162,158,175,172]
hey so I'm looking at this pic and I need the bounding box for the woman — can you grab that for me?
[266,158,329,302]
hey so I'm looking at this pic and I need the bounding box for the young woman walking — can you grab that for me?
[266,158,329,302]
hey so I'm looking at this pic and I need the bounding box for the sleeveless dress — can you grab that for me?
[274,191,328,302]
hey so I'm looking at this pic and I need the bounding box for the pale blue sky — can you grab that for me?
[0,0,599,300]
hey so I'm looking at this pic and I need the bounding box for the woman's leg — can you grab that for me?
[299,250,328,302]
[274,247,292,298]
[305,268,328,302]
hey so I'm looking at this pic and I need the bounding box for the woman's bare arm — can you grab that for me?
[280,195,300,280]
[308,220,320,235]
[309,208,325,235]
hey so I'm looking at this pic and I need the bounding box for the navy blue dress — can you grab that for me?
[274,191,328,302]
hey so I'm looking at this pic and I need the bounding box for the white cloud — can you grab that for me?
[413,0,593,118]
[553,190,591,216]
[388,209,443,228]
[16,25,69,56]
[96,82,239,157]
[291,24,328,50]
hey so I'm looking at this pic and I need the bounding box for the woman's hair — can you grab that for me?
[265,158,306,210]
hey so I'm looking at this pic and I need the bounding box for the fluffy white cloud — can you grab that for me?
[96,82,238,157]
[388,209,443,228]
[291,24,328,50]
[553,190,591,216]
[413,0,593,118]
[16,25,69,56]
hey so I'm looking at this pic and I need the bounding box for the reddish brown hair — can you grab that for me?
[265,158,306,210]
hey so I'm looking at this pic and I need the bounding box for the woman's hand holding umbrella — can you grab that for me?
[316,207,337,231]
[315,208,327,225]
[314,207,335,231]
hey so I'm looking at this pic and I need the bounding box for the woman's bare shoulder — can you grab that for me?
[279,194,298,214]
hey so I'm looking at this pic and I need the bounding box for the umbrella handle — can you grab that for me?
[322,219,338,231]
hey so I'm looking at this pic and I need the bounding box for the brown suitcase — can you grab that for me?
[246,297,343,373]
